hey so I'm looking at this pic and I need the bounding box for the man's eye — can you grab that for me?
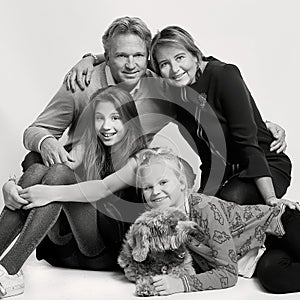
[160,180,168,186]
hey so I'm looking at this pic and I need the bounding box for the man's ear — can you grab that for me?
[104,52,109,64]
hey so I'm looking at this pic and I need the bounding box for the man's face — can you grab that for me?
[106,33,148,89]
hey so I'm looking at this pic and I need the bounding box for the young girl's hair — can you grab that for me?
[81,86,147,180]
[135,147,196,197]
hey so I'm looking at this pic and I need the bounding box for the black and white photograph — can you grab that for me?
[1,1,300,299]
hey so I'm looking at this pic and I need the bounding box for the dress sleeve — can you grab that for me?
[218,64,271,178]
[23,84,76,152]
[183,197,238,291]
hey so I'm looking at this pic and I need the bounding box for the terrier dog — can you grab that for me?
[118,207,197,296]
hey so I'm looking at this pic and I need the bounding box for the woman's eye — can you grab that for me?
[176,55,184,61]
[159,62,168,69]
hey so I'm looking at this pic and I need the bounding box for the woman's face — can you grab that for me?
[139,162,186,210]
[94,100,126,146]
[155,45,198,87]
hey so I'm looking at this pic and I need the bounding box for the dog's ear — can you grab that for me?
[129,222,151,262]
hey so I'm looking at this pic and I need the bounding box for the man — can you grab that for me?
[22,16,175,171]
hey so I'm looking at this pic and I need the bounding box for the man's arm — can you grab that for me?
[23,84,76,166]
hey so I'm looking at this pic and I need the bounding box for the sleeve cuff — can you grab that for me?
[38,135,55,152]
[180,275,191,292]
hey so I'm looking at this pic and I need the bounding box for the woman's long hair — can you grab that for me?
[78,86,147,180]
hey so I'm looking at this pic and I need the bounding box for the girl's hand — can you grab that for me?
[266,196,300,211]
[18,185,57,209]
[152,275,184,296]
[2,181,29,210]
[124,267,136,282]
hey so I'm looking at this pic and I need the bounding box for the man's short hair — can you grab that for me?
[102,16,152,55]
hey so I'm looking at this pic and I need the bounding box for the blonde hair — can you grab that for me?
[136,147,196,198]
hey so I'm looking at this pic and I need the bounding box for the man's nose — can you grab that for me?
[125,56,135,69]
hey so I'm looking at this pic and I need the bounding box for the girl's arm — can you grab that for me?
[182,195,238,292]
[20,158,138,209]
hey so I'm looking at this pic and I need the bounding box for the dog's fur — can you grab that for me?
[118,207,197,296]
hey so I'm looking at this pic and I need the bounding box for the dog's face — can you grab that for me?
[126,207,198,262]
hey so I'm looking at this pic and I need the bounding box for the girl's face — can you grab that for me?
[95,100,126,146]
[139,162,186,210]
[155,45,198,87]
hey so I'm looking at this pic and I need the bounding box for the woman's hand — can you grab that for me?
[265,121,287,153]
[18,185,58,210]
[2,181,29,210]
[152,275,184,296]
[266,196,300,211]
[64,56,95,92]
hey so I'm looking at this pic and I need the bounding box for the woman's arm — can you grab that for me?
[20,158,138,209]
[64,53,105,92]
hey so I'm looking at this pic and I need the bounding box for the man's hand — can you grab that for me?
[265,121,287,153]
[2,181,28,210]
[64,56,95,92]
[152,275,184,296]
[40,137,74,167]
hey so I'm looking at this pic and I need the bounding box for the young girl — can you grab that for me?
[0,86,146,297]
[124,148,300,295]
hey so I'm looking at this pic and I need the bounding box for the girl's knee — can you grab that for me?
[42,164,76,185]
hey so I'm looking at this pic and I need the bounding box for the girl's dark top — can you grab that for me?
[175,57,291,194]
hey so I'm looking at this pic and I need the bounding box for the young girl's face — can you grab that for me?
[95,100,126,146]
[139,162,186,210]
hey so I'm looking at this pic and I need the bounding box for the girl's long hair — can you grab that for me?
[78,86,147,180]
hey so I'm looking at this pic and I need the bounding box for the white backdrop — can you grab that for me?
[1,0,299,202]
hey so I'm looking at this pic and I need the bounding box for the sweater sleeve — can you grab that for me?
[184,196,238,291]
[218,64,271,178]
[23,84,76,152]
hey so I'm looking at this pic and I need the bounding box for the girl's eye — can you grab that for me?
[95,115,103,121]
[160,180,168,186]
[159,62,168,69]
[143,186,152,191]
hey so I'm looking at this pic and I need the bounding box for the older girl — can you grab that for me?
[0,86,146,297]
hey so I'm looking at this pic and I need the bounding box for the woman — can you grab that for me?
[0,86,146,297]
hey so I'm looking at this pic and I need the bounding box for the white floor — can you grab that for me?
[14,252,299,300]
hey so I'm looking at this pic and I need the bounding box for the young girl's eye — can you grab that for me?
[143,186,152,191]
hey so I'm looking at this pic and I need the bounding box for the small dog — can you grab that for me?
[118,207,197,296]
